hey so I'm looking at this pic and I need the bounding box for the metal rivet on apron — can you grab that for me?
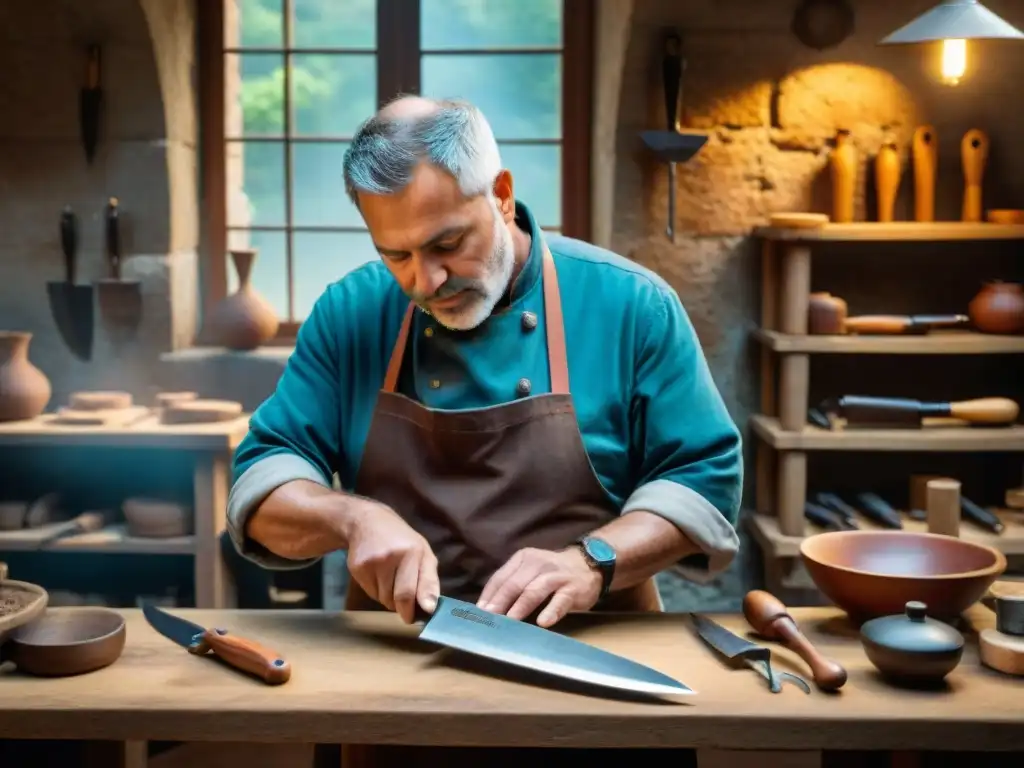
[429,379,441,389]
[515,378,532,397]
[521,311,538,331]
[424,327,434,338]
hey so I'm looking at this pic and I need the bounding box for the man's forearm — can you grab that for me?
[246,479,371,561]
[588,510,701,591]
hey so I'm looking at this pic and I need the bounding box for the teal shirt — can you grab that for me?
[229,202,743,577]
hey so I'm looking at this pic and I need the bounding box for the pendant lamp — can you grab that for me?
[879,0,1024,85]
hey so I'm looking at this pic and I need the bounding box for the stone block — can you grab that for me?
[104,140,173,255]
[0,139,108,259]
[649,128,772,236]
[776,63,921,150]
[103,43,167,141]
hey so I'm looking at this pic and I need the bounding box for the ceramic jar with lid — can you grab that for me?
[859,601,964,684]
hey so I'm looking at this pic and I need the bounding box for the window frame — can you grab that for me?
[197,0,595,344]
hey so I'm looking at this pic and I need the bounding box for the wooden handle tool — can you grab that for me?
[913,125,937,222]
[190,629,292,685]
[961,128,989,222]
[742,590,847,691]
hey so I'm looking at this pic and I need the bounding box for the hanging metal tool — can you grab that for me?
[640,31,708,241]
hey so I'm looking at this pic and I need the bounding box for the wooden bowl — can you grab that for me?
[5,607,126,676]
[800,530,1006,621]
[123,497,193,538]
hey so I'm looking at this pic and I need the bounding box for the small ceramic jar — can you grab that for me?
[859,601,965,684]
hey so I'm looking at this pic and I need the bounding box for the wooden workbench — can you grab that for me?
[0,414,250,608]
[0,605,1020,766]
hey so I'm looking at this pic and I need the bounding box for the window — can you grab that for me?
[199,0,594,341]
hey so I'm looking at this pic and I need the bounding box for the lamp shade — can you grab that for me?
[880,0,1024,44]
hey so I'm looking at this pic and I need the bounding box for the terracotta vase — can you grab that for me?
[205,248,279,350]
[830,129,856,223]
[808,291,848,334]
[875,141,901,223]
[968,281,1024,335]
[0,332,52,422]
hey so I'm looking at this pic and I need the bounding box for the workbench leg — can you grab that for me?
[82,739,148,768]
[194,453,234,609]
[697,749,821,768]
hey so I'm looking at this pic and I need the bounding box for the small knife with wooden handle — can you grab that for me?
[143,602,291,685]
[843,314,969,335]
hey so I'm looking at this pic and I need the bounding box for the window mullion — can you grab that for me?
[282,0,296,321]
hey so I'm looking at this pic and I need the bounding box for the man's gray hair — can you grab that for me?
[342,98,502,208]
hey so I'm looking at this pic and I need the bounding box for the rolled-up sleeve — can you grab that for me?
[623,282,743,582]
[226,288,342,570]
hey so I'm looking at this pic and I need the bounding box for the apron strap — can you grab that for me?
[382,241,570,395]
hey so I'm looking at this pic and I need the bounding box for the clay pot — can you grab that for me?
[0,332,52,422]
[968,281,1024,334]
[830,129,856,223]
[807,292,848,334]
[203,248,279,350]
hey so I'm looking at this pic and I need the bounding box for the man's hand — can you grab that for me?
[476,546,602,628]
[345,502,440,624]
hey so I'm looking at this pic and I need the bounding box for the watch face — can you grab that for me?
[585,537,615,564]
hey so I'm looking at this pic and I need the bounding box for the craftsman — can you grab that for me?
[226,95,742,628]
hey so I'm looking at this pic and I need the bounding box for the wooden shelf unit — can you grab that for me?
[752,222,1024,582]
[0,414,249,608]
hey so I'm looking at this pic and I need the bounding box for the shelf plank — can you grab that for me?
[754,329,1024,355]
[0,414,249,450]
[749,509,1024,558]
[751,414,1024,451]
[0,523,195,555]
[753,222,1024,242]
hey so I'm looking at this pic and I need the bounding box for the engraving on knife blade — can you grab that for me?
[451,606,496,627]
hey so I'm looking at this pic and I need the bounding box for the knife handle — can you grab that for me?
[843,315,913,334]
[86,45,101,89]
[742,591,847,692]
[946,397,1019,425]
[191,628,291,685]
[105,197,121,279]
[60,206,78,283]
[662,32,683,133]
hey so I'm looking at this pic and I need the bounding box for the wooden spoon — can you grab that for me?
[743,590,848,691]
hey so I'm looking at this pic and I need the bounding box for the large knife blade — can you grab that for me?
[142,602,291,685]
[417,596,693,697]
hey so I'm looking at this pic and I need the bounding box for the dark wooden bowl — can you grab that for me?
[800,530,1006,621]
[6,607,126,676]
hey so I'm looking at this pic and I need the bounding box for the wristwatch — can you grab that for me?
[576,535,616,601]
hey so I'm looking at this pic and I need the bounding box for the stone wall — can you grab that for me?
[0,0,198,407]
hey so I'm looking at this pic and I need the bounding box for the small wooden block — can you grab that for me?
[69,390,133,411]
[1006,487,1024,509]
[979,628,1024,676]
[155,391,198,407]
[986,209,1024,225]
[769,212,829,229]
[53,405,149,426]
[161,399,243,424]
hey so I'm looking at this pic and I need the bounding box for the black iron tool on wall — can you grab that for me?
[46,206,94,361]
[80,45,103,164]
[640,31,708,241]
[95,198,143,346]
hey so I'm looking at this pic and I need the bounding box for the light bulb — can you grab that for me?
[940,38,967,85]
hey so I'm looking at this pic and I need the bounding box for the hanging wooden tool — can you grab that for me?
[79,44,102,164]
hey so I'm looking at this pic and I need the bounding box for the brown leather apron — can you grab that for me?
[340,244,664,766]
